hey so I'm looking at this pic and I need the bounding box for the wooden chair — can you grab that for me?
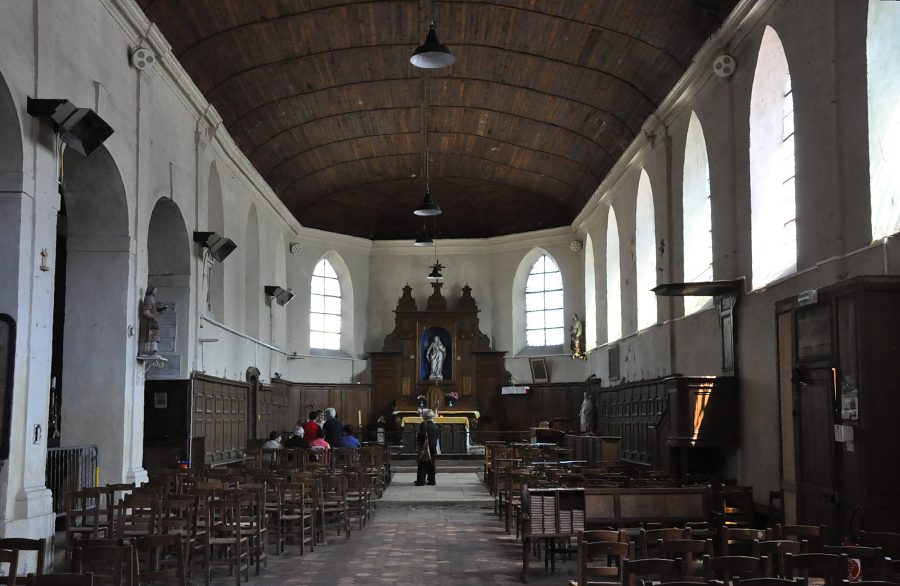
[774,525,826,552]
[0,549,20,586]
[278,482,315,554]
[65,488,107,562]
[319,474,350,542]
[754,540,807,577]
[236,485,269,574]
[658,538,714,578]
[26,574,94,586]
[723,528,769,556]
[824,545,888,581]
[343,468,370,530]
[0,539,46,584]
[718,485,755,529]
[202,495,250,586]
[639,527,692,558]
[103,484,135,534]
[132,534,187,586]
[703,554,767,584]
[623,558,680,586]
[858,532,900,581]
[157,495,198,572]
[569,538,631,586]
[72,544,134,586]
[113,493,158,540]
[784,552,848,586]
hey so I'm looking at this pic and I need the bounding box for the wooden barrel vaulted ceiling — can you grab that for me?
[139,0,737,240]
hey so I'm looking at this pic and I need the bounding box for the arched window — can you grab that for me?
[584,234,597,350]
[310,258,341,350]
[683,111,713,315]
[750,26,797,289]
[607,207,622,342]
[525,254,564,347]
[635,170,657,330]
[868,0,900,240]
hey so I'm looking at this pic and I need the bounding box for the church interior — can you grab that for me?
[2,0,900,583]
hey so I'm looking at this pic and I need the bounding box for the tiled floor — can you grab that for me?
[227,472,575,585]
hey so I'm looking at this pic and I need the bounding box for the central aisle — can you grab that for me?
[251,471,573,585]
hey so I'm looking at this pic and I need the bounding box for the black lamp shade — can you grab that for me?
[265,285,295,306]
[413,189,442,216]
[410,25,456,69]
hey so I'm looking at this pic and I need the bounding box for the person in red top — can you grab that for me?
[302,411,322,441]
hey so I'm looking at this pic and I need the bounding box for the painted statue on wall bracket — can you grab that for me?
[570,313,587,360]
[138,286,167,359]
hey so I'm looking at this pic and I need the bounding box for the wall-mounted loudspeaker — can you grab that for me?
[713,54,736,78]
[130,47,156,71]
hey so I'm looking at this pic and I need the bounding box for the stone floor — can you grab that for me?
[211,471,574,585]
[54,469,576,585]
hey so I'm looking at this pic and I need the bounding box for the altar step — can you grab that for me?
[391,456,482,474]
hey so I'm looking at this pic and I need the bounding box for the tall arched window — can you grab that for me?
[683,111,713,315]
[868,0,900,240]
[584,234,597,350]
[635,170,657,330]
[750,26,797,289]
[310,258,341,350]
[607,207,622,342]
[525,254,564,347]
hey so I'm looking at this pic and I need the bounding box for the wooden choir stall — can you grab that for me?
[369,281,505,453]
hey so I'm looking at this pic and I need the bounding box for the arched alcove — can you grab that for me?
[244,205,261,338]
[868,0,900,240]
[683,111,714,314]
[750,26,797,289]
[635,170,657,330]
[0,68,24,313]
[606,206,622,343]
[146,198,191,380]
[55,145,133,483]
[584,234,597,350]
[207,162,226,320]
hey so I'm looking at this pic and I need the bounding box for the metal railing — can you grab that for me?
[46,445,99,515]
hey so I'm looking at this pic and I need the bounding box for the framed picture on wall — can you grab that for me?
[529,357,549,383]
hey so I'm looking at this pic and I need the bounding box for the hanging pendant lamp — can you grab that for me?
[414,188,442,216]
[411,23,456,69]
[414,223,434,246]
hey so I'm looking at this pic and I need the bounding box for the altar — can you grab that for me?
[397,411,480,454]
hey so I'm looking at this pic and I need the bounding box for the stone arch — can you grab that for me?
[146,197,192,379]
[584,234,597,350]
[750,25,797,289]
[512,248,564,353]
[868,0,900,240]
[683,111,714,314]
[56,145,133,484]
[635,170,657,330]
[0,67,24,314]
[312,250,355,354]
[207,162,226,320]
[244,205,261,338]
[606,206,622,343]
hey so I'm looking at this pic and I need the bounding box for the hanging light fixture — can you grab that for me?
[410,23,456,69]
[414,222,434,246]
[427,216,444,281]
[413,75,442,217]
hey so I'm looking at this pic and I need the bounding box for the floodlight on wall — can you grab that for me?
[27,97,114,157]
[265,285,295,306]
[410,23,456,69]
[193,231,237,263]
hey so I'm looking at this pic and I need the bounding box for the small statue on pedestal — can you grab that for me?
[570,313,587,360]
[579,391,594,433]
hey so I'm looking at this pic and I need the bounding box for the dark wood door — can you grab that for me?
[794,364,839,537]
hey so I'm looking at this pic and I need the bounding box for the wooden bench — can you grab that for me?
[584,486,712,528]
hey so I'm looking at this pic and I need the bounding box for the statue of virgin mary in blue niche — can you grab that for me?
[420,326,452,382]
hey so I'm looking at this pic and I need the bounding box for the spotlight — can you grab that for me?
[27,97,114,157]
[193,231,237,263]
[265,285,295,306]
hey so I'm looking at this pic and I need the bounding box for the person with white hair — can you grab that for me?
[322,407,344,446]
[415,409,440,486]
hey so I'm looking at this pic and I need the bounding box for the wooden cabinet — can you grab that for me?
[777,277,900,535]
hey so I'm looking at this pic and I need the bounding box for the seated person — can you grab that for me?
[303,411,322,441]
[284,423,309,449]
[341,425,361,448]
[262,430,282,450]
